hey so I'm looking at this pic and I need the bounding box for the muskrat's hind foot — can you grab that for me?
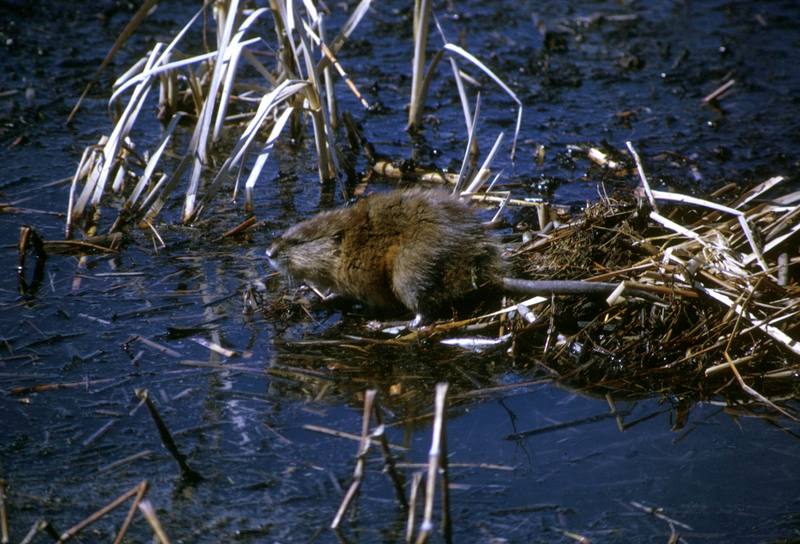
[307,283,338,302]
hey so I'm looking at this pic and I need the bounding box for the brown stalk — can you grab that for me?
[112,481,149,544]
[219,216,258,239]
[331,389,376,529]
[701,79,736,104]
[66,0,161,124]
[0,479,8,544]
[10,378,117,396]
[302,424,407,451]
[721,282,797,420]
[135,389,202,481]
[57,481,148,542]
[371,397,408,510]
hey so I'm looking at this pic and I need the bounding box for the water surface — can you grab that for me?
[1,0,798,542]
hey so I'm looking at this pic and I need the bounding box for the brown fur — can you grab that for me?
[267,189,503,318]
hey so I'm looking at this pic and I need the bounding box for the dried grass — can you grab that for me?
[508,177,799,411]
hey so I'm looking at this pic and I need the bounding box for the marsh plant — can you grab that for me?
[66,0,520,241]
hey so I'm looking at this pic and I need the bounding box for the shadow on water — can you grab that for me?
[1,0,799,542]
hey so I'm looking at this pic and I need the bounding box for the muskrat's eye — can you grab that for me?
[284,237,302,247]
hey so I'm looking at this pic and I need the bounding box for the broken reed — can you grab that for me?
[0,479,7,544]
[331,389,407,530]
[2,388,199,542]
[135,388,201,482]
[3,480,170,544]
[332,385,453,543]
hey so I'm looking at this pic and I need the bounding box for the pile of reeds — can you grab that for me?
[506,175,799,412]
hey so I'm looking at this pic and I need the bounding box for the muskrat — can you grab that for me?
[267,188,653,324]
[267,189,503,323]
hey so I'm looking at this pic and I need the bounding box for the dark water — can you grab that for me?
[1,0,799,542]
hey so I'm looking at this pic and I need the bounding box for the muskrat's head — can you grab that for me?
[266,210,344,291]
